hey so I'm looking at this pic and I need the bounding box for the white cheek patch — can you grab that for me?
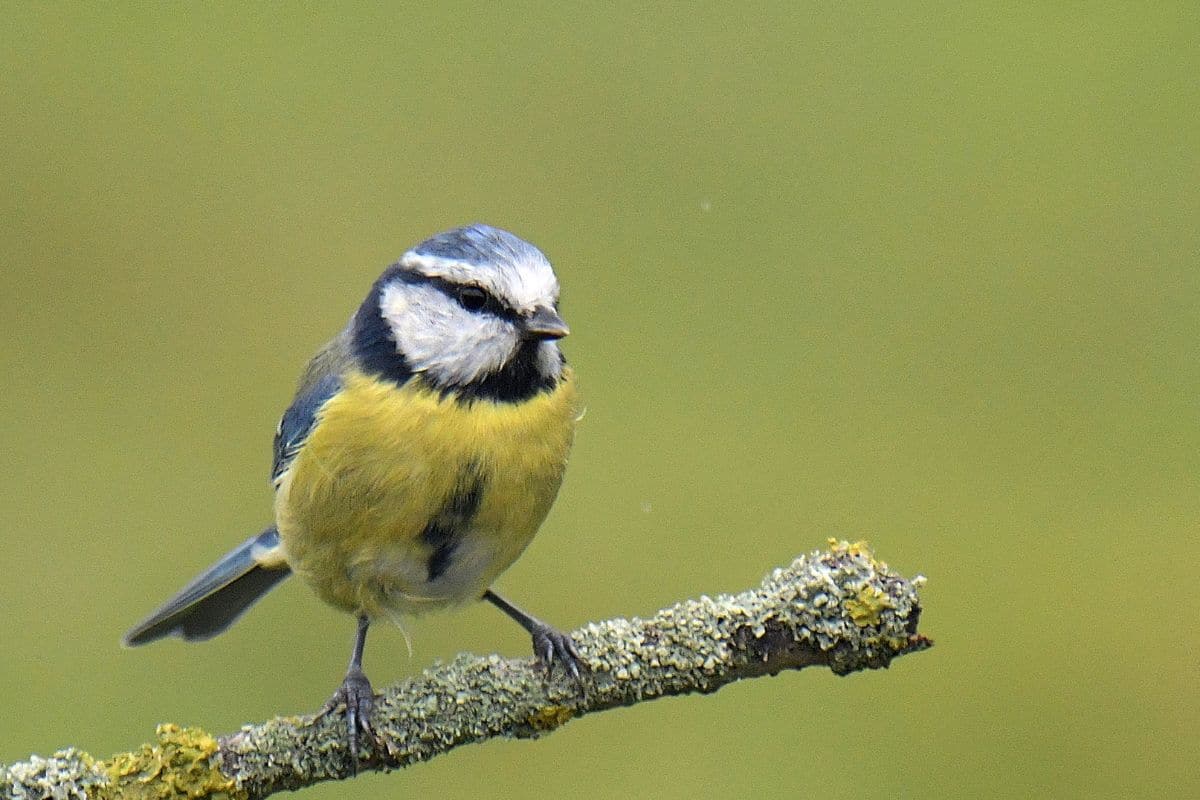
[380,282,519,386]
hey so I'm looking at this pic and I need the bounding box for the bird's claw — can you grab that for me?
[316,668,377,771]
[530,622,585,687]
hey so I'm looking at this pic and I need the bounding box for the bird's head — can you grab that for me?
[352,224,569,402]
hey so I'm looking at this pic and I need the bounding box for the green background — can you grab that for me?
[2,4,1196,798]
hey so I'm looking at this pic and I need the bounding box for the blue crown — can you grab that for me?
[410,223,545,268]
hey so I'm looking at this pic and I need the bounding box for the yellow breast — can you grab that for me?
[274,368,579,618]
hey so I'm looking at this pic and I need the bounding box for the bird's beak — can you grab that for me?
[523,306,570,340]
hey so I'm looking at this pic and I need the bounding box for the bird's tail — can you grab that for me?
[123,526,291,646]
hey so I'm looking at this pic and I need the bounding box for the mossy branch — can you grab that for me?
[2,541,931,800]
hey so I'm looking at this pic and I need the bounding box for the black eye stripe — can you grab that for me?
[392,268,521,323]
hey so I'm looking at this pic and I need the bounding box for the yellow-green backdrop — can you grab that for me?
[1,4,1195,799]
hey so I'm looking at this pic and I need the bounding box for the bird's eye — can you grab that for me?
[456,286,488,312]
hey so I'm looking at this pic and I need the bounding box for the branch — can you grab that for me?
[2,541,931,800]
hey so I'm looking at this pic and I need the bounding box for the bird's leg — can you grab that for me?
[483,589,584,684]
[316,613,377,769]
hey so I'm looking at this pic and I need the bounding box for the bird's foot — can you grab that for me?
[316,667,377,771]
[481,589,587,690]
[530,621,584,687]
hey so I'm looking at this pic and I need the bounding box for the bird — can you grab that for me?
[124,223,583,761]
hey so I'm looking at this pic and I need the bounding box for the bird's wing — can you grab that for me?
[271,326,358,483]
[271,371,342,483]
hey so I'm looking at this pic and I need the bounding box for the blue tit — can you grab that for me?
[124,223,581,756]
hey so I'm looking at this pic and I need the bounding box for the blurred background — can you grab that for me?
[1,4,1196,798]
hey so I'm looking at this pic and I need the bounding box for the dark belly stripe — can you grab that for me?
[422,467,486,582]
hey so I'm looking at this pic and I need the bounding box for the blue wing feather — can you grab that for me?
[124,334,349,647]
[272,373,341,482]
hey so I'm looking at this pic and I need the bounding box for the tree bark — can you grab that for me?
[2,541,931,800]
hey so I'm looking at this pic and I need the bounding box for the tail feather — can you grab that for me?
[123,527,291,646]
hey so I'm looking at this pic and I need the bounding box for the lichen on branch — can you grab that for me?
[2,541,931,800]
